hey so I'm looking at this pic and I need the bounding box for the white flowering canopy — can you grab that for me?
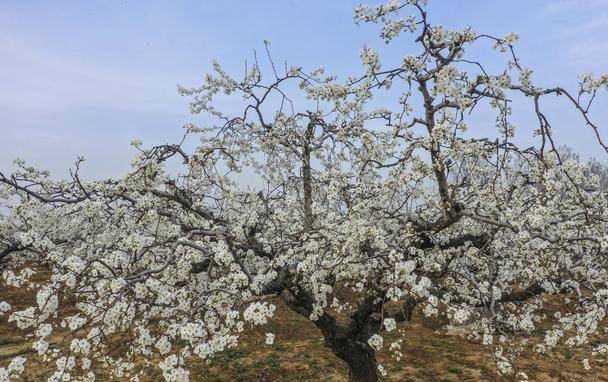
[1,1,608,381]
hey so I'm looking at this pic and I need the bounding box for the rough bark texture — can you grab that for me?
[301,121,314,229]
[280,288,381,382]
[330,338,378,382]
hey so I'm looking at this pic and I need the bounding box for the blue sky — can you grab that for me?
[1,0,607,180]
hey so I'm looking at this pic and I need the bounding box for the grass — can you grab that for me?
[2,270,608,381]
[0,337,26,346]
[0,346,34,361]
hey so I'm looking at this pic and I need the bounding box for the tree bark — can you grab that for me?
[280,289,379,382]
[329,338,378,382]
[301,121,314,228]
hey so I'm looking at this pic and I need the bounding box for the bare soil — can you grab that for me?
[1,271,607,381]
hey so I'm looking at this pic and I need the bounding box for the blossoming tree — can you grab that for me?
[2,1,608,381]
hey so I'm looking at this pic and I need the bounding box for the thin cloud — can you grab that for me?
[536,0,608,70]
[542,0,608,13]
[566,36,608,67]
[0,33,185,115]
[556,14,608,37]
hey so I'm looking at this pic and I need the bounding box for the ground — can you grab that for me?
[1,269,607,381]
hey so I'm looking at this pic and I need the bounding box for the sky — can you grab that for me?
[1,0,608,180]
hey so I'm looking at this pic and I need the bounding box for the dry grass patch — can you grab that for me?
[2,269,608,381]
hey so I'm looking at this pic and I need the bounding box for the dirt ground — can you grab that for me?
[1,271,607,381]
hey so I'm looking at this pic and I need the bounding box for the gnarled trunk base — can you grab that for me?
[330,338,377,382]
[279,290,380,382]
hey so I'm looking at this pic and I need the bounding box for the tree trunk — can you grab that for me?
[279,289,380,382]
[330,338,377,382]
[301,121,314,229]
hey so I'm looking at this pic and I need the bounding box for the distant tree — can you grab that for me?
[1,1,608,381]
[558,145,608,190]
[589,158,608,190]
